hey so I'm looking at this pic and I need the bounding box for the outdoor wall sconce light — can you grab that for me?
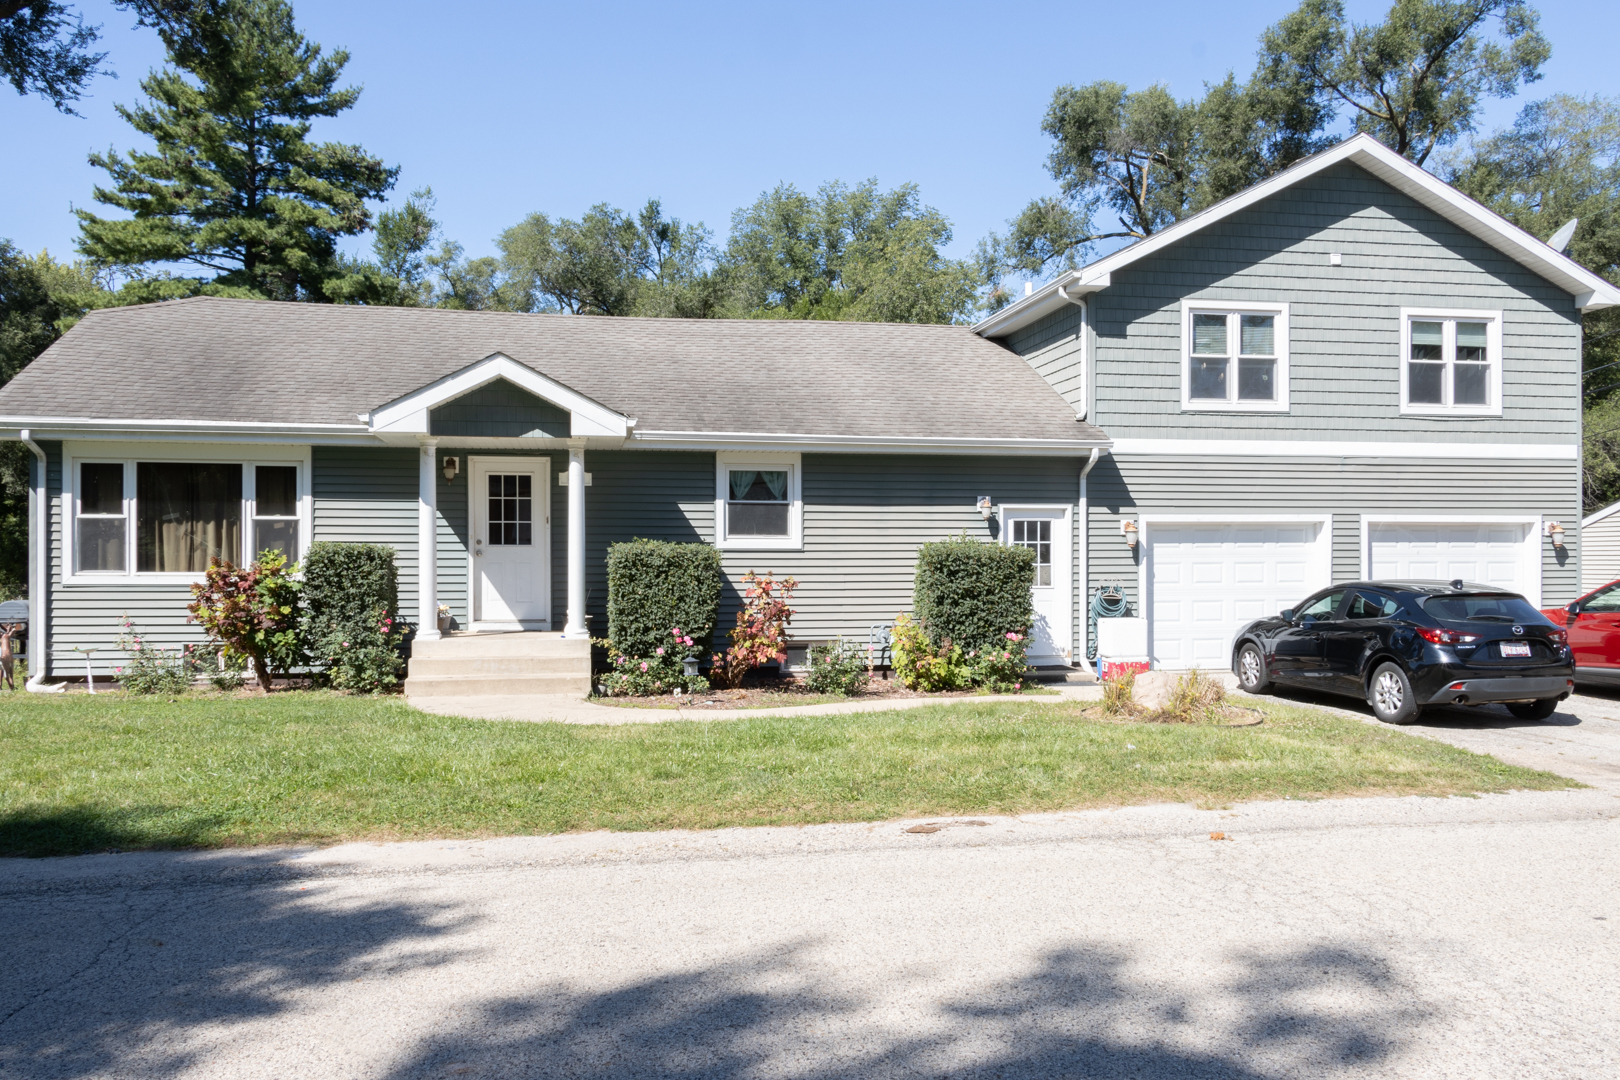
[1547,520,1566,548]
[1121,520,1139,548]
[442,455,460,482]
[977,496,993,520]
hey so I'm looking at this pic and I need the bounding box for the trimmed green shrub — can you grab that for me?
[913,535,1036,652]
[303,542,406,693]
[606,540,723,660]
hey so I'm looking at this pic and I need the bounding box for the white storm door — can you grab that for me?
[1147,520,1327,669]
[1367,521,1536,603]
[1004,507,1072,664]
[470,458,551,628]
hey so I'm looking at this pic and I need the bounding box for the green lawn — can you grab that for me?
[0,690,1575,856]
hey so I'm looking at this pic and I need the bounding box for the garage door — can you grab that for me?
[1367,522,1534,599]
[1148,522,1328,669]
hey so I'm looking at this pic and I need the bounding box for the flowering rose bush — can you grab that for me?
[967,631,1030,693]
[596,626,708,696]
[805,638,868,696]
[114,614,199,695]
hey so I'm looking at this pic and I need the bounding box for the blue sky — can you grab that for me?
[3,0,1618,281]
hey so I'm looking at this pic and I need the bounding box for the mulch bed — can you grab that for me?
[599,675,1034,711]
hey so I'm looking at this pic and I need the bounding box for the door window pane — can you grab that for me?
[136,463,242,572]
[1297,590,1344,618]
[1012,518,1053,587]
[487,473,533,546]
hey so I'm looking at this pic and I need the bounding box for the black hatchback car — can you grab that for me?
[1230,580,1574,724]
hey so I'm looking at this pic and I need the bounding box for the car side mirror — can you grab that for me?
[1567,602,1581,616]
[1280,609,1294,622]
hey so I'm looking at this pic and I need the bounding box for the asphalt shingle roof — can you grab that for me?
[0,297,1104,443]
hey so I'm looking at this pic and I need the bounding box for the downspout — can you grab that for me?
[20,430,55,691]
[1078,446,1100,666]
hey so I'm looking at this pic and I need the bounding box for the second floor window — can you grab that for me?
[1401,311,1501,416]
[1181,303,1289,412]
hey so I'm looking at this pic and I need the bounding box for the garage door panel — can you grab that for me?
[1369,522,1529,596]
[1148,521,1327,670]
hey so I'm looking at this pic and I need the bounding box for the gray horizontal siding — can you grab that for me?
[1581,516,1620,593]
[311,447,420,632]
[1011,161,1581,444]
[1086,455,1583,626]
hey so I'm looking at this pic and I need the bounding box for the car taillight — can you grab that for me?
[1546,629,1567,646]
[1416,627,1480,645]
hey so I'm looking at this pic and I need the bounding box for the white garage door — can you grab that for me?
[1367,522,1535,600]
[1148,521,1329,669]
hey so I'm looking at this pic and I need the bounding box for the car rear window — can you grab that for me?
[1420,595,1545,623]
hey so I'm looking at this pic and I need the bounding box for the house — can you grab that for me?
[1579,501,1620,594]
[2,134,1616,691]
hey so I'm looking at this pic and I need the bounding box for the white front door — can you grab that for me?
[1147,521,1328,669]
[470,457,551,628]
[1003,506,1072,664]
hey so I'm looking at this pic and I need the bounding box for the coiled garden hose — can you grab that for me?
[1085,586,1130,662]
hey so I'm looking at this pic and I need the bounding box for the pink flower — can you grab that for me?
[656,647,665,656]
[640,662,648,672]
[1006,632,1021,641]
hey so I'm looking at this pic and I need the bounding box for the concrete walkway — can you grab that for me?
[408,684,1102,724]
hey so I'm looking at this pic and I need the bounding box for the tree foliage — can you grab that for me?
[989,0,1549,297]
[75,0,398,302]
[1447,95,1620,511]
[1,0,200,114]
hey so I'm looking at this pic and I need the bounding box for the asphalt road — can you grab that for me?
[2,695,1618,1079]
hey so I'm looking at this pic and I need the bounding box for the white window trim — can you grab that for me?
[715,451,802,551]
[62,442,312,585]
[1179,300,1290,413]
[1359,513,1542,607]
[1398,307,1504,418]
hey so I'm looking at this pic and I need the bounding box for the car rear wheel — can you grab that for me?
[1506,698,1559,721]
[1369,663,1422,725]
[1236,643,1271,694]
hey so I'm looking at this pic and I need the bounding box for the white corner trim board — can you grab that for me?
[1107,438,1578,460]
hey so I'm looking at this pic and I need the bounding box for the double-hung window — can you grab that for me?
[715,453,802,550]
[1181,302,1289,411]
[1400,309,1502,416]
[66,449,308,581]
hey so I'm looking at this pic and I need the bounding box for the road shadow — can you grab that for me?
[375,939,1427,1079]
[0,852,472,1080]
[1250,684,1583,730]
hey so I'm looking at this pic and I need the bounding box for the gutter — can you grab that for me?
[19,430,57,692]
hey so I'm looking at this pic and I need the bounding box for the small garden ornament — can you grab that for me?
[0,623,19,690]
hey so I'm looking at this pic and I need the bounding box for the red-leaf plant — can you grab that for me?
[188,551,304,692]
[709,571,798,690]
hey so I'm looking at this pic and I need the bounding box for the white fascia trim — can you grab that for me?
[715,451,803,551]
[1584,500,1620,528]
[1358,513,1543,607]
[635,430,1111,455]
[1108,438,1578,460]
[972,274,1111,340]
[0,417,369,441]
[365,353,629,439]
[972,133,1620,340]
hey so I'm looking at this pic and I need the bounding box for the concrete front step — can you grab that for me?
[404,672,591,697]
[1028,665,1099,685]
[405,632,592,697]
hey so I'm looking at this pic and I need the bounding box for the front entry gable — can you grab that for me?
[364,352,629,440]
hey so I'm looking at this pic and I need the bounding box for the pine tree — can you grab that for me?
[75,0,397,301]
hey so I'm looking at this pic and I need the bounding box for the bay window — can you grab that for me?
[1181,301,1290,411]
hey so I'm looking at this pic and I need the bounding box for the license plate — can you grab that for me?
[1500,642,1532,657]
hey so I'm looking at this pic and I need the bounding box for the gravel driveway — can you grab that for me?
[2,701,1617,1079]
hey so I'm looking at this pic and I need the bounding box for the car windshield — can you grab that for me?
[1420,595,1545,624]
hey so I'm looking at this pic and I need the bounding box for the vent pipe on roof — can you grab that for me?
[1024,281,1033,297]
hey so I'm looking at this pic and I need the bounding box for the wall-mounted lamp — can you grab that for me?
[1547,520,1566,548]
[1121,520,1139,549]
[977,496,993,520]
[442,455,460,482]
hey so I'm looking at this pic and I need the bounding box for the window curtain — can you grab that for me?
[137,463,242,572]
[730,469,756,500]
[760,470,787,499]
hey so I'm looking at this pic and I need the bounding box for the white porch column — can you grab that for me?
[562,440,588,638]
[417,438,441,641]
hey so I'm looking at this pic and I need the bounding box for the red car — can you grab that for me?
[1543,580,1620,689]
